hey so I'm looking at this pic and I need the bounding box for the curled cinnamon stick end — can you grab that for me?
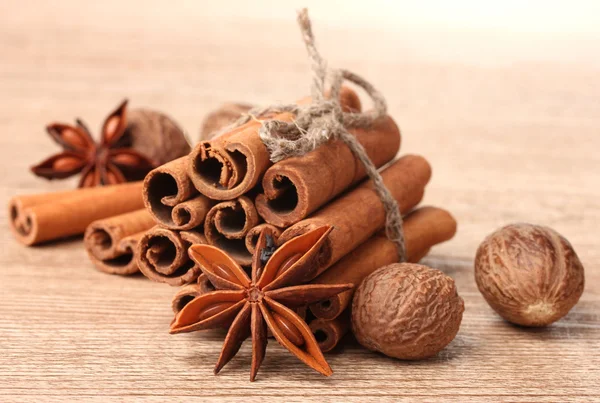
[188,87,361,201]
[84,209,155,275]
[203,196,261,266]
[309,207,457,320]
[137,227,207,286]
[278,155,432,278]
[199,102,254,141]
[245,223,283,255]
[197,273,216,294]
[172,283,205,314]
[143,157,213,230]
[256,115,401,227]
[309,315,350,353]
[9,182,144,246]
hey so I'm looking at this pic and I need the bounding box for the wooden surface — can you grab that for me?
[1,1,599,402]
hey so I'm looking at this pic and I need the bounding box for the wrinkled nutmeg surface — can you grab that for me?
[127,109,190,166]
[475,223,584,327]
[351,263,464,360]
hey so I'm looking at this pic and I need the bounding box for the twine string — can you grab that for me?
[223,8,406,261]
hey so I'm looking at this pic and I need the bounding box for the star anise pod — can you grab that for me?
[170,225,353,381]
[31,100,156,187]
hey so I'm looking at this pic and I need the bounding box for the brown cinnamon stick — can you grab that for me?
[9,181,144,246]
[143,157,214,230]
[203,196,261,266]
[245,223,283,255]
[255,115,401,227]
[277,155,431,279]
[309,206,457,320]
[187,87,361,200]
[172,283,205,314]
[197,273,216,294]
[309,314,351,353]
[137,227,207,286]
[84,209,155,275]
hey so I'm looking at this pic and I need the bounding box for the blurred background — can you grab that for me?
[1,0,598,260]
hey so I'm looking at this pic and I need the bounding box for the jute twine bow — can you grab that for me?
[227,8,406,262]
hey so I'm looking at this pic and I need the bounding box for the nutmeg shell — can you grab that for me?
[125,109,191,166]
[351,263,464,360]
[199,102,253,141]
[475,223,584,327]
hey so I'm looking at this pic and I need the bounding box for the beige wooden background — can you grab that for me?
[1,1,599,402]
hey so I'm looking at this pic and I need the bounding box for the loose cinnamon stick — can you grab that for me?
[9,182,144,246]
[245,223,283,255]
[255,115,401,227]
[309,314,351,353]
[203,196,261,266]
[84,209,155,275]
[309,206,457,320]
[277,155,431,279]
[143,157,214,230]
[187,87,361,200]
[137,227,207,286]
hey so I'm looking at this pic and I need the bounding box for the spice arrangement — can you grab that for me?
[8,8,586,384]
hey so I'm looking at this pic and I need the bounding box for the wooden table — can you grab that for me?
[1,2,598,402]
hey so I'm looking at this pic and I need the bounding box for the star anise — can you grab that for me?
[170,225,353,381]
[31,100,156,187]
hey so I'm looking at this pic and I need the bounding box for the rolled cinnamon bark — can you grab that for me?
[137,227,207,286]
[309,206,457,320]
[278,155,431,279]
[143,157,213,230]
[197,273,216,294]
[309,315,351,353]
[187,87,361,200]
[172,283,205,314]
[203,196,261,266]
[255,115,401,227]
[9,181,144,246]
[245,223,283,255]
[84,209,155,275]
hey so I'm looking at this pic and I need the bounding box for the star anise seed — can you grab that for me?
[31,100,156,188]
[170,225,353,381]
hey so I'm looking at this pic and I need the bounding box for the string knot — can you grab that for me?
[221,8,407,262]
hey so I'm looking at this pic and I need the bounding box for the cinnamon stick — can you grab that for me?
[309,206,457,320]
[309,314,351,353]
[187,87,361,200]
[143,157,214,230]
[197,273,216,294]
[137,227,207,286]
[203,196,261,266]
[172,283,205,314]
[9,181,144,246]
[245,223,283,255]
[255,115,401,227]
[277,155,431,278]
[84,209,155,275]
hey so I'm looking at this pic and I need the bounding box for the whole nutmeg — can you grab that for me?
[199,102,254,141]
[126,109,191,166]
[351,263,464,360]
[475,223,584,327]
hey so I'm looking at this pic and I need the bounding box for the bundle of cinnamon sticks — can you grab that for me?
[9,87,456,352]
[133,87,457,352]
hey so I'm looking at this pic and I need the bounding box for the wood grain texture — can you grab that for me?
[0,1,598,402]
